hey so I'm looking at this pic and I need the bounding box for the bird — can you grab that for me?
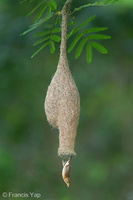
[62,156,72,187]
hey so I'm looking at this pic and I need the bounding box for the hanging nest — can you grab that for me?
[44,0,80,158]
[45,58,80,158]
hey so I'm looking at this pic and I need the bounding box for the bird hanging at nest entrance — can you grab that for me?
[62,156,72,187]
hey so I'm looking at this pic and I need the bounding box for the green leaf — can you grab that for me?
[55,16,62,26]
[75,38,87,59]
[31,42,49,58]
[67,15,96,39]
[27,1,45,16]
[83,27,108,34]
[33,36,49,46]
[67,21,75,26]
[21,12,53,36]
[52,28,61,33]
[49,40,55,54]
[34,4,47,22]
[90,41,108,54]
[21,26,36,36]
[20,0,28,4]
[47,6,52,15]
[48,0,57,10]
[79,15,96,28]
[51,34,60,42]
[44,24,53,29]
[34,30,51,37]
[67,27,79,39]
[71,0,120,14]
[86,43,92,64]
[68,33,83,52]
[87,34,111,40]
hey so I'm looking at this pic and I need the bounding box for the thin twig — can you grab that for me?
[59,0,72,61]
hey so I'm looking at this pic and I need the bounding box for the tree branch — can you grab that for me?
[59,0,72,62]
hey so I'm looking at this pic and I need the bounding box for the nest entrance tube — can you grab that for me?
[44,0,80,158]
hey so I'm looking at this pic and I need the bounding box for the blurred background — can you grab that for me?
[0,0,133,199]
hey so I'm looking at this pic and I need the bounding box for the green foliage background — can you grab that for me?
[0,0,133,199]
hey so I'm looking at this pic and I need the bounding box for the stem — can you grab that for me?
[60,0,72,62]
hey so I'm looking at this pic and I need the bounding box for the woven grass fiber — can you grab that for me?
[45,57,80,158]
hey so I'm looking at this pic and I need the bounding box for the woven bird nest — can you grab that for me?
[44,0,80,158]
[45,58,80,157]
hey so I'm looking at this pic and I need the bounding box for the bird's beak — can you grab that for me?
[66,183,70,187]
